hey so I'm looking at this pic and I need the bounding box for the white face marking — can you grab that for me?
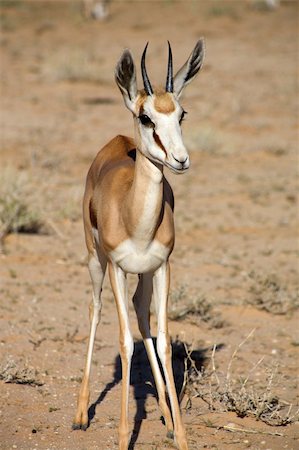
[135,95,190,174]
[110,239,170,274]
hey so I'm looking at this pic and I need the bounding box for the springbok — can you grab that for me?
[82,0,110,20]
[72,40,205,450]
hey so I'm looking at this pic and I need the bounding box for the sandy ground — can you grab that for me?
[0,1,298,449]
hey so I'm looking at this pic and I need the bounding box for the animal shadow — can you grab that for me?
[88,338,214,449]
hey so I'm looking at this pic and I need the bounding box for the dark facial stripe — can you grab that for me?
[153,130,167,156]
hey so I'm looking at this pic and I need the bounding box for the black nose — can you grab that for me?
[172,154,188,165]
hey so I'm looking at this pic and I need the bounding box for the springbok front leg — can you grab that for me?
[133,273,174,437]
[73,249,107,430]
[153,262,188,450]
[108,263,134,450]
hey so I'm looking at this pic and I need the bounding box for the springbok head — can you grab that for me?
[115,40,204,173]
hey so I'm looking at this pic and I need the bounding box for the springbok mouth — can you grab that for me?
[165,161,189,174]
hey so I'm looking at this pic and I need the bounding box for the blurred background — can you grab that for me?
[0,1,298,449]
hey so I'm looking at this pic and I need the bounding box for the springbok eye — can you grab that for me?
[139,114,154,127]
[179,110,187,124]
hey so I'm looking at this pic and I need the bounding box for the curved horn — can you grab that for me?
[141,42,153,96]
[166,40,173,93]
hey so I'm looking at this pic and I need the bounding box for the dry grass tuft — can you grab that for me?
[185,126,222,154]
[251,0,280,12]
[207,4,239,19]
[181,331,298,426]
[246,271,299,315]
[169,285,226,329]
[0,168,44,245]
[41,49,106,84]
[0,357,43,387]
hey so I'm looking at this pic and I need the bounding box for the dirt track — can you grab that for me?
[0,1,298,449]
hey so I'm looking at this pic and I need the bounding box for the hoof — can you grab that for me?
[166,430,174,440]
[72,422,88,431]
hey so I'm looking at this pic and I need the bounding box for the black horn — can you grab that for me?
[141,42,153,96]
[165,41,173,93]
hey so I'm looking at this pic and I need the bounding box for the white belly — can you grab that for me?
[110,239,170,274]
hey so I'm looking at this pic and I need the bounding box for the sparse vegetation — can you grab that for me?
[169,285,226,329]
[246,271,299,315]
[41,49,106,83]
[182,332,298,427]
[185,126,222,153]
[0,168,44,245]
[0,357,43,387]
[207,4,239,19]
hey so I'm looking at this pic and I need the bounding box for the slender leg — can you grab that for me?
[108,263,134,450]
[133,273,173,436]
[153,262,188,450]
[73,249,107,430]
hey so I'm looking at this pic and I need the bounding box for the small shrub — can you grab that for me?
[246,271,299,315]
[169,285,226,328]
[185,126,222,153]
[182,332,298,426]
[207,5,239,19]
[0,168,43,244]
[0,357,43,386]
[41,49,105,83]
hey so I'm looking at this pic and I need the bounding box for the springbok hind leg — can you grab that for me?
[72,249,106,430]
[133,273,174,437]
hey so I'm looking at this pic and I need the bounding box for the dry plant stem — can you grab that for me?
[211,343,219,386]
[219,424,283,437]
[242,356,265,388]
[180,342,196,405]
[179,347,189,404]
[226,328,256,383]
[259,364,278,418]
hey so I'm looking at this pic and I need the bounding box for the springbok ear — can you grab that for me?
[115,50,138,113]
[173,39,205,98]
